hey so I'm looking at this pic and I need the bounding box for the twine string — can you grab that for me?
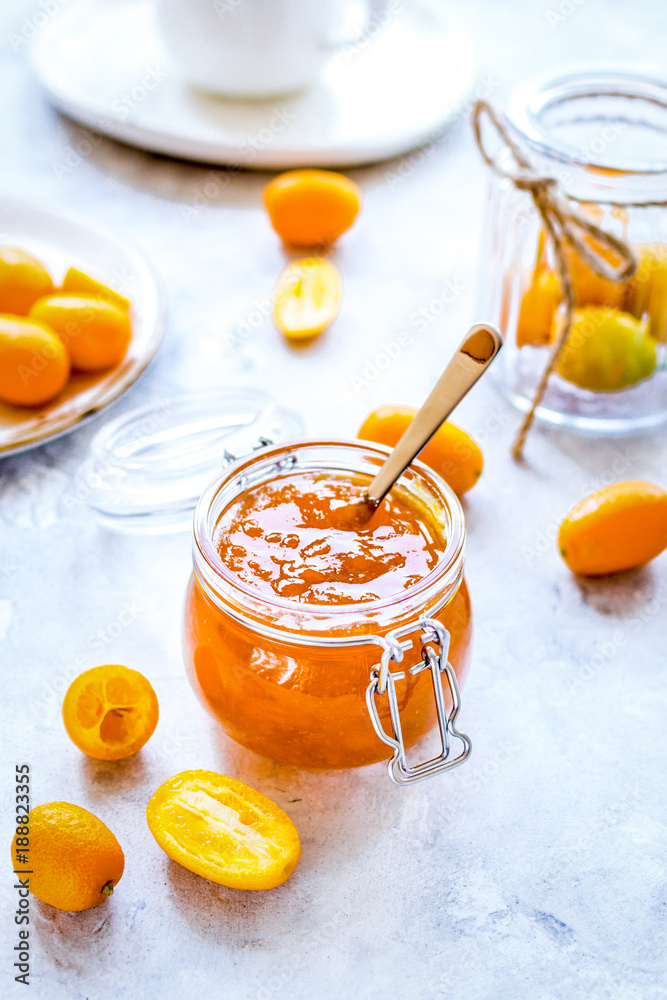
[472,100,637,458]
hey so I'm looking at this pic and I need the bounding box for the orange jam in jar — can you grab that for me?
[183,441,472,771]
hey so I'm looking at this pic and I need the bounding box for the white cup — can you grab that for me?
[156,0,390,99]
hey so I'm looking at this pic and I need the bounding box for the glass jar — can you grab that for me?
[478,70,667,433]
[183,440,472,784]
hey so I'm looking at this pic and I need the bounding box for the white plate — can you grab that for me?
[0,198,163,456]
[29,0,478,169]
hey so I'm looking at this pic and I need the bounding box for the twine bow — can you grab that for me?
[472,100,637,458]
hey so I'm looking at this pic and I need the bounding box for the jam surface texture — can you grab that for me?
[214,471,446,605]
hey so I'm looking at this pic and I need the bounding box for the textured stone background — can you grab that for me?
[1,1,666,998]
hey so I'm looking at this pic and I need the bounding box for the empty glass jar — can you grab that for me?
[478,70,667,433]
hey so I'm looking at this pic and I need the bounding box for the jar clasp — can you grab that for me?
[366,618,471,786]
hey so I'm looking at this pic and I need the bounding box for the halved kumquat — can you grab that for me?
[273,257,342,341]
[146,770,301,891]
[62,664,159,761]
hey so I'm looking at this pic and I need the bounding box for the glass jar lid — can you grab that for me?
[82,388,304,533]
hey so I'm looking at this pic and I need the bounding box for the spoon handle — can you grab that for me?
[366,324,503,507]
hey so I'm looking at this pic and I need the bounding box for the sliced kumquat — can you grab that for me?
[516,269,560,347]
[60,266,131,313]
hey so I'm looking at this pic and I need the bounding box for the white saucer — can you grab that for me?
[0,199,163,457]
[30,0,478,169]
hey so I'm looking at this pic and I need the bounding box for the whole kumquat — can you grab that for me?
[558,480,667,576]
[516,269,560,347]
[565,237,626,309]
[263,169,362,249]
[0,246,54,315]
[624,243,667,343]
[358,405,483,496]
[556,308,656,392]
[0,315,70,407]
[11,802,124,911]
[30,294,132,371]
[146,770,301,891]
[62,664,159,761]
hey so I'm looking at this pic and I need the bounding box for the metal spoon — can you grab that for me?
[366,323,503,509]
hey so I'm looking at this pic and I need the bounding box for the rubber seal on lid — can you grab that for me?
[82,388,304,533]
